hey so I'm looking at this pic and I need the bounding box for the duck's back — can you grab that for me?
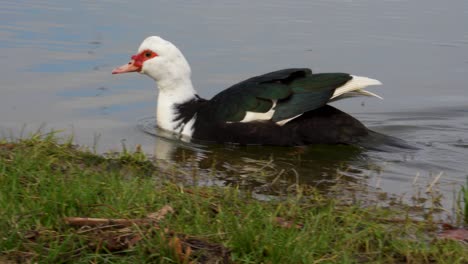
[192,105,369,146]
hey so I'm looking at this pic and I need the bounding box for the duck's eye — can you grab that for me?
[145,52,152,58]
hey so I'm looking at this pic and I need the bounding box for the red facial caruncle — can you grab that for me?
[112,49,158,74]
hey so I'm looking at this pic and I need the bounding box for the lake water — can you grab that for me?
[1,1,467,208]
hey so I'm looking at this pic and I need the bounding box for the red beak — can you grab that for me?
[112,60,141,74]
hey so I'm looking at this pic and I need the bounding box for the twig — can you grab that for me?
[64,205,175,228]
[64,217,148,228]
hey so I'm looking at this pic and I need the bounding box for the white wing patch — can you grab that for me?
[239,100,277,122]
[237,99,300,126]
[276,114,302,126]
[331,75,382,101]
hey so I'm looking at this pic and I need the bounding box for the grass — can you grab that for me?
[461,177,468,225]
[0,133,467,263]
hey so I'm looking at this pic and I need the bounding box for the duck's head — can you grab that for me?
[112,36,191,84]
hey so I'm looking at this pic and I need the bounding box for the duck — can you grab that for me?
[112,36,383,146]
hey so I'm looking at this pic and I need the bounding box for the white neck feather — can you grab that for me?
[156,79,197,132]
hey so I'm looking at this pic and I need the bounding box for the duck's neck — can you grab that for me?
[156,78,198,134]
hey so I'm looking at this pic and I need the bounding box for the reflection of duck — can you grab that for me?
[113,36,385,146]
[147,126,366,190]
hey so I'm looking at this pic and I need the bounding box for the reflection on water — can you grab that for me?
[143,123,369,195]
[140,117,390,192]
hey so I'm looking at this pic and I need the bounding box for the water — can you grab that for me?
[1,0,467,205]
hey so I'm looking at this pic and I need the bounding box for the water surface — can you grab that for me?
[1,0,467,206]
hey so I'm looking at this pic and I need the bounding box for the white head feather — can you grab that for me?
[137,36,193,92]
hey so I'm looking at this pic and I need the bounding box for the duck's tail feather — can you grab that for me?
[356,130,419,152]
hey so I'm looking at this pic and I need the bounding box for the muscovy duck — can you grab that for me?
[112,36,383,146]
